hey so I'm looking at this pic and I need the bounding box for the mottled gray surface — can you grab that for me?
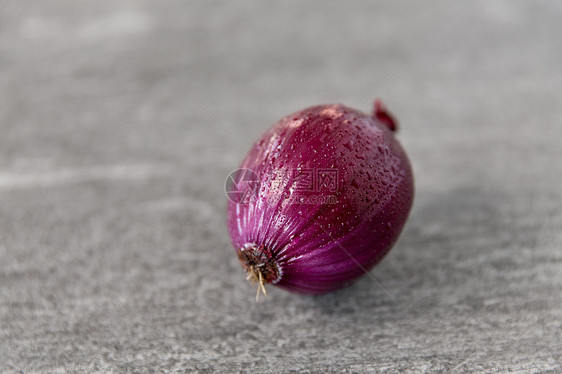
[1,1,561,373]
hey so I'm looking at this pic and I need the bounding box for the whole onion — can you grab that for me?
[226,100,414,297]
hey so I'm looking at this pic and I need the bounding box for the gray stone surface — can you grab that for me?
[1,1,561,373]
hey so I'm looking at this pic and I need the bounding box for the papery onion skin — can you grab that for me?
[227,101,414,295]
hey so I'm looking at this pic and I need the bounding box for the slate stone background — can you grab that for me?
[1,1,561,373]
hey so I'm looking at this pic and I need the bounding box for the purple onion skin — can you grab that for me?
[227,102,414,295]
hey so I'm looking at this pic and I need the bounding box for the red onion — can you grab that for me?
[226,100,414,297]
